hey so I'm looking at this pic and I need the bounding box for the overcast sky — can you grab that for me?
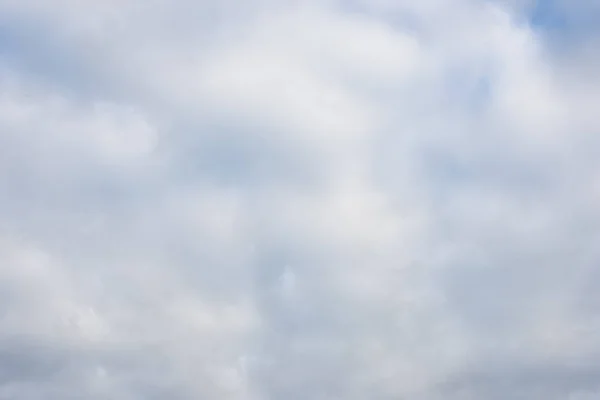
[1,0,600,399]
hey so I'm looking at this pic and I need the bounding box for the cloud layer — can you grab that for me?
[1,0,600,399]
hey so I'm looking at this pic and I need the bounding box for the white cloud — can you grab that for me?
[1,0,600,399]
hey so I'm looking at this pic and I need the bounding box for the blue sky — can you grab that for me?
[1,1,600,399]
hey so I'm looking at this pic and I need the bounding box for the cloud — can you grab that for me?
[1,0,600,399]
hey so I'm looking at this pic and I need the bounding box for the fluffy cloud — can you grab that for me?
[1,0,600,399]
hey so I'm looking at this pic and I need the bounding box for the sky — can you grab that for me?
[1,0,600,399]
